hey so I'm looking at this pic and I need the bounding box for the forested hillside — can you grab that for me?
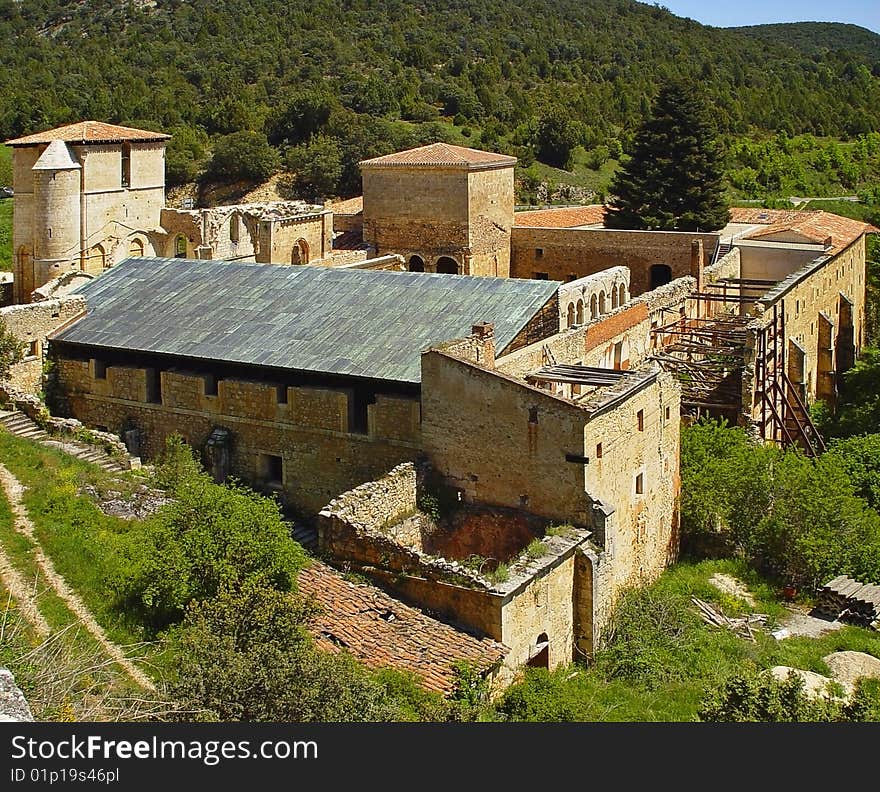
[1,1,878,199]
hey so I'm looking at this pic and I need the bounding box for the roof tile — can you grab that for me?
[360,143,516,169]
[6,121,170,146]
[514,205,606,228]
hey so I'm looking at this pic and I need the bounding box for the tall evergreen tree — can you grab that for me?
[605,83,730,232]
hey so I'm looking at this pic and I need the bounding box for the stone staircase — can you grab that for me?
[0,410,129,473]
[290,522,318,553]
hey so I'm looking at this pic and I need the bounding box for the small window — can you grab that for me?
[262,454,283,486]
[635,473,644,495]
[203,374,218,396]
[534,272,549,280]
[665,406,670,421]
[145,368,161,404]
[535,248,544,259]
[27,340,39,358]
[528,406,539,424]
[121,142,131,187]
[596,442,603,459]
[276,385,288,404]
[230,214,240,244]
[93,359,107,380]
[637,409,644,431]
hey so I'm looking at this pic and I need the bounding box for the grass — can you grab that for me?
[0,198,11,272]
[494,557,880,721]
[0,431,153,647]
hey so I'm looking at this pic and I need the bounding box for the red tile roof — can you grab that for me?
[298,562,507,693]
[360,143,516,169]
[6,121,170,147]
[741,210,877,255]
[514,205,607,228]
[728,207,805,225]
[328,196,363,215]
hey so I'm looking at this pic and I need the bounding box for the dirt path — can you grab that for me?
[0,547,50,638]
[0,464,154,691]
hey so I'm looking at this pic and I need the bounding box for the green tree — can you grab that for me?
[284,135,343,202]
[164,125,209,186]
[534,111,580,169]
[605,83,730,231]
[166,580,446,722]
[126,438,307,629]
[0,319,23,380]
[205,131,280,183]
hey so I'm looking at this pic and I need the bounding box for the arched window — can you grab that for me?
[598,290,606,314]
[527,632,550,669]
[175,235,188,258]
[85,244,106,274]
[590,294,598,320]
[650,264,672,290]
[618,283,626,306]
[408,255,425,272]
[576,299,584,325]
[436,256,458,274]
[566,303,575,328]
[611,285,619,309]
[230,214,240,244]
[121,142,131,188]
[128,238,144,258]
[291,238,310,265]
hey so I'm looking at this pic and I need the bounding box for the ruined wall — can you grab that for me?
[268,212,332,265]
[511,227,719,295]
[54,358,421,515]
[557,267,630,329]
[0,295,86,392]
[421,350,591,525]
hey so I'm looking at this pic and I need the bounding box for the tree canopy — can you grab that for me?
[605,83,730,231]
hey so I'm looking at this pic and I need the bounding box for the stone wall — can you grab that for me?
[511,227,720,295]
[54,358,422,516]
[557,267,630,329]
[0,668,33,722]
[467,168,514,278]
[0,295,86,392]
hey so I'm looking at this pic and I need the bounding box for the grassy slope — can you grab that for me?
[495,558,880,721]
[1,145,13,271]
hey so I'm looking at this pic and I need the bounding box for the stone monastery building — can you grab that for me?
[1,122,876,691]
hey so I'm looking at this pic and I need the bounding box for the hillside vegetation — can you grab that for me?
[1,1,880,198]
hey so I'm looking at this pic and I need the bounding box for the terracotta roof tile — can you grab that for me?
[514,205,607,228]
[360,143,516,169]
[328,196,363,215]
[728,207,805,225]
[6,121,170,146]
[741,210,877,255]
[298,561,507,693]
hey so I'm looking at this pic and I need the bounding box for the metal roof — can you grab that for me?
[54,257,559,385]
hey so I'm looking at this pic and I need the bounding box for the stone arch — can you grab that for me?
[618,283,626,307]
[435,256,459,275]
[611,284,619,309]
[291,238,310,265]
[408,255,425,272]
[566,302,575,328]
[590,293,598,320]
[527,632,550,669]
[598,290,607,314]
[650,264,672,290]
[84,244,106,275]
[229,213,240,244]
[576,299,584,325]
[128,237,145,258]
[174,234,188,258]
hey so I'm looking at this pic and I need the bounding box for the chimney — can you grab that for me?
[691,239,704,293]
[471,322,495,368]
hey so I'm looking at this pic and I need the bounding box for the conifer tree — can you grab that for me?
[605,83,730,232]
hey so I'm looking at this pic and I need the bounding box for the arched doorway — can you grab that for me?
[598,290,607,314]
[527,632,550,669]
[435,256,458,274]
[618,283,626,306]
[611,286,619,309]
[408,255,425,272]
[566,303,575,328]
[649,264,672,290]
[128,238,144,258]
[576,299,584,325]
[174,235,188,258]
[291,238,310,265]
[590,294,598,320]
[84,244,106,275]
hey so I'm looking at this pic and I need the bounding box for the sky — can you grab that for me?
[648,1,880,34]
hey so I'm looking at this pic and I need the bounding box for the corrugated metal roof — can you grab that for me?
[55,258,559,384]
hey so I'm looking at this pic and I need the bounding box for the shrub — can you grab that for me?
[205,131,279,183]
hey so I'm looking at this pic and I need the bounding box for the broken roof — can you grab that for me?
[298,561,507,693]
[360,142,517,170]
[53,257,559,385]
[742,210,877,255]
[6,121,170,147]
[514,205,607,228]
